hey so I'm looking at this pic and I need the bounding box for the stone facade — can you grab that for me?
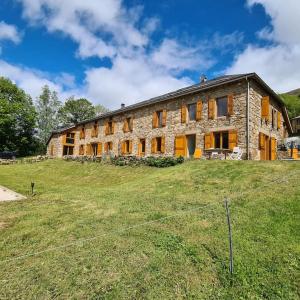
[47,75,291,160]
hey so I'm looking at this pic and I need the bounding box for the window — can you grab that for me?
[63,145,74,155]
[80,127,85,139]
[123,117,133,132]
[272,109,277,129]
[105,121,114,135]
[91,122,98,137]
[122,140,132,154]
[91,143,98,156]
[153,110,166,128]
[188,103,196,121]
[105,141,113,153]
[79,145,85,155]
[214,131,229,149]
[151,136,165,153]
[217,97,228,117]
[139,139,146,155]
[204,130,237,150]
[65,132,75,144]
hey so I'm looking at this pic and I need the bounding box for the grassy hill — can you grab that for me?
[0,160,299,299]
[280,89,300,118]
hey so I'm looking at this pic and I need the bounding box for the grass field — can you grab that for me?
[0,159,299,299]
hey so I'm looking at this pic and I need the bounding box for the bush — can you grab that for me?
[110,155,184,168]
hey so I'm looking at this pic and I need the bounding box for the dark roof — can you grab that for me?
[46,72,293,144]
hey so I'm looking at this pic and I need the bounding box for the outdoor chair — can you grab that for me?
[228,147,243,160]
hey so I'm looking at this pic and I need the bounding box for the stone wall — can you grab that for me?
[46,79,288,160]
[249,80,287,160]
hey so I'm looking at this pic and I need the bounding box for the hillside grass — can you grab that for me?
[0,160,299,299]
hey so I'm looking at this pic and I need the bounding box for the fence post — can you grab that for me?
[224,198,233,275]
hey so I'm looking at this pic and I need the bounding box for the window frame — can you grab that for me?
[216,96,228,118]
[139,138,146,156]
[213,131,229,150]
[187,103,197,122]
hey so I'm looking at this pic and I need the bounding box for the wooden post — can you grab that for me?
[224,198,233,275]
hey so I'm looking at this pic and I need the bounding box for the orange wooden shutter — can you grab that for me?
[196,101,202,121]
[104,142,108,153]
[229,130,237,150]
[181,105,187,123]
[129,140,133,154]
[271,138,276,160]
[162,110,167,127]
[105,122,109,135]
[261,96,270,120]
[63,134,67,144]
[151,138,156,153]
[277,111,281,129]
[204,133,212,149]
[208,99,215,119]
[138,140,141,156]
[161,136,165,153]
[121,141,125,155]
[152,112,158,128]
[111,121,115,134]
[227,95,234,116]
[123,119,127,132]
[259,132,265,149]
[97,143,102,156]
[174,136,186,157]
[86,144,91,155]
[129,117,133,131]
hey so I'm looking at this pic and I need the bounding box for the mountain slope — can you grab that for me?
[279,89,300,118]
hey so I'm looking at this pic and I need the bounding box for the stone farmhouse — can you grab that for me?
[46,73,292,160]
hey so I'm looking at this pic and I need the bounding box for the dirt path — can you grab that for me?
[0,186,26,202]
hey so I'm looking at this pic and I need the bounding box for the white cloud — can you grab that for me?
[0,21,21,43]
[227,0,300,93]
[13,0,244,109]
[0,60,82,101]
[85,55,193,108]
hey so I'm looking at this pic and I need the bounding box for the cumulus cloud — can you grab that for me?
[227,0,300,93]
[11,0,243,108]
[0,21,21,44]
[0,60,82,101]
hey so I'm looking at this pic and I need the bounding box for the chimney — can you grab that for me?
[121,103,125,108]
[200,75,207,84]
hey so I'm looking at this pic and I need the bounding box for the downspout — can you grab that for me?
[246,77,250,160]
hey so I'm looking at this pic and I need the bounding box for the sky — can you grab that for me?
[0,0,299,109]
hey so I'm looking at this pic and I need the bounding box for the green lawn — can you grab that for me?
[0,160,299,299]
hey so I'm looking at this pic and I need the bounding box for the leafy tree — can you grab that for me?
[280,93,300,119]
[36,85,62,149]
[58,97,96,125]
[0,77,37,156]
[94,104,109,115]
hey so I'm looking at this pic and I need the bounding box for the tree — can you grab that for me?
[58,97,96,125]
[36,85,62,148]
[0,77,37,156]
[94,104,109,116]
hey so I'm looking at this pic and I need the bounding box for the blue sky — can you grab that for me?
[0,0,299,109]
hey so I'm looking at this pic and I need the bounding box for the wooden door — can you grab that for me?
[174,136,187,157]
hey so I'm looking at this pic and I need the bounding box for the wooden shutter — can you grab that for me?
[174,136,186,157]
[196,101,202,121]
[204,133,212,149]
[208,99,215,119]
[105,122,109,135]
[181,105,187,123]
[271,138,276,160]
[152,112,158,128]
[123,119,128,132]
[129,117,133,131]
[229,130,238,150]
[129,140,133,154]
[111,121,115,134]
[121,141,125,155]
[259,132,265,149]
[151,138,156,154]
[277,111,281,129]
[104,142,108,153]
[86,144,91,155]
[261,96,270,120]
[162,110,167,127]
[97,143,102,156]
[161,136,165,153]
[227,94,234,116]
[138,140,142,156]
